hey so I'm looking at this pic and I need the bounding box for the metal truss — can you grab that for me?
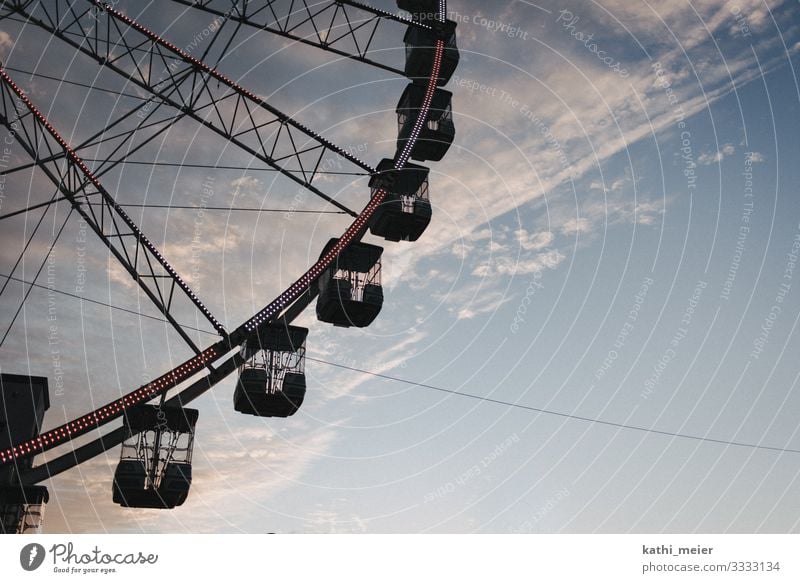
[168,0,429,76]
[0,67,225,353]
[7,0,374,216]
[1,87,182,183]
[0,0,448,484]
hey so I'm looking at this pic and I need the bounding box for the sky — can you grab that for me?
[1,0,800,533]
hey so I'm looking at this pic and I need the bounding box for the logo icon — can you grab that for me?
[19,543,46,571]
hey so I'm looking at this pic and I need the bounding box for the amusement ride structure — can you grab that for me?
[0,0,459,532]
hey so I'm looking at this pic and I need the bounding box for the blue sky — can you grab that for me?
[1,0,800,532]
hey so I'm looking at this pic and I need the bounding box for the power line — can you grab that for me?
[1,208,74,347]
[306,357,800,456]
[0,195,82,222]
[82,158,369,176]
[3,65,150,101]
[1,157,369,178]
[0,195,347,221]
[118,203,347,214]
[6,268,791,456]
[0,71,369,178]
[0,190,61,298]
[0,274,219,337]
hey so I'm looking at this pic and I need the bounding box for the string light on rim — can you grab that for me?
[0,0,460,505]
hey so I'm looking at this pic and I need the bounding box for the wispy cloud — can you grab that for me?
[698,143,736,165]
[0,31,13,57]
[4,0,799,534]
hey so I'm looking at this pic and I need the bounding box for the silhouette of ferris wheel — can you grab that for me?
[0,0,459,529]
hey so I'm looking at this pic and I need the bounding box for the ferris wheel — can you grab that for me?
[0,0,459,531]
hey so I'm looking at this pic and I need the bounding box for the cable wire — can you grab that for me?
[0,274,219,336]
[3,65,151,101]
[81,159,369,175]
[5,266,793,457]
[306,357,800,456]
[1,207,74,347]
[0,196,348,220]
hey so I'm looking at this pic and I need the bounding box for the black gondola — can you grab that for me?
[316,239,384,327]
[369,158,432,242]
[396,0,438,19]
[404,20,459,86]
[235,325,308,418]
[396,83,455,162]
[112,406,198,509]
[0,485,49,534]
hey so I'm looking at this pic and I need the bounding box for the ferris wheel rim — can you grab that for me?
[1,0,451,482]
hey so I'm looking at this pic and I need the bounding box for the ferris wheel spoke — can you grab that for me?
[0,106,184,185]
[18,273,320,485]
[4,28,443,472]
[10,0,370,216]
[168,0,427,76]
[0,207,75,348]
[76,104,187,180]
[1,1,454,505]
[0,91,191,185]
[0,67,226,354]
